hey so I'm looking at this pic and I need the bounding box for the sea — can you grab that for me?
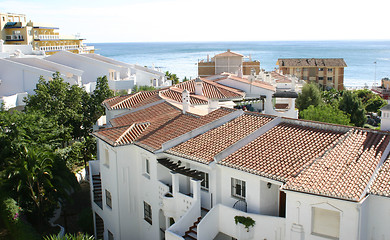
[91,41,390,88]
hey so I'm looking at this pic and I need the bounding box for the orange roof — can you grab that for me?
[175,78,245,99]
[215,74,276,91]
[219,122,343,182]
[103,91,161,110]
[167,112,274,164]
[271,71,292,83]
[213,50,244,58]
[160,87,209,105]
[277,58,347,67]
[285,129,390,201]
[97,101,235,151]
[92,122,150,146]
[370,156,390,198]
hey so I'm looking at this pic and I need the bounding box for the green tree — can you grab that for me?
[165,71,179,84]
[132,85,156,93]
[365,95,387,113]
[338,91,367,127]
[44,233,95,240]
[321,88,341,105]
[355,89,376,105]
[300,105,351,125]
[296,83,323,112]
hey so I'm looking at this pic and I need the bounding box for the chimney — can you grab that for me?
[237,65,243,78]
[194,77,203,95]
[208,99,219,113]
[182,89,190,113]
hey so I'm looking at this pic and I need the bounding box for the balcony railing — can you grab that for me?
[196,204,285,240]
[5,35,24,41]
[35,34,60,40]
[39,45,79,52]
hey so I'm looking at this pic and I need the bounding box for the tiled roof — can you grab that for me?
[285,129,390,201]
[103,91,161,110]
[92,122,150,146]
[271,71,292,83]
[110,102,181,127]
[215,74,276,91]
[160,87,209,105]
[370,156,390,197]
[277,58,347,67]
[100,100,235,151]
[219,122,343,182]
[175,78,245,99]
[214,50,244,58]
[167,113,274,164]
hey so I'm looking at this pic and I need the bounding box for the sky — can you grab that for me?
[0,0,389,43]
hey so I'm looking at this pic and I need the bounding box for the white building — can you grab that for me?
[0,50,169,109]
[89,92,390,240]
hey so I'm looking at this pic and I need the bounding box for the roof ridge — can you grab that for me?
[116,122,150,146]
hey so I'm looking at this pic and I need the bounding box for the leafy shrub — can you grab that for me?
[44,233,95,240]
[234,215,255,232]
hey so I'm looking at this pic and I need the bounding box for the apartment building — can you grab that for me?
[0,12,94,55]
[89,90,390,240]
[276,58,347,91]
[198,50,260,77]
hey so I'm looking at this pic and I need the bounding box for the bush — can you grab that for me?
[44,233,95,240]
[234,215,255,232]
[0,198,40,240]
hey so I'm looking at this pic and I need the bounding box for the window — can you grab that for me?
[144,201,152,224]
[145,158,150,175]
[312,207,340,239]
[200,172,209,190]
[231,178,246,199]
[296,68,301,72]
[318,68,324,71]
[318,77,324,80]
[328,68,333,72]
[303,68,308,72]
[104,149,109,167]
[108,230,114,240]
[106,189,112,209]
[327,77,333,81]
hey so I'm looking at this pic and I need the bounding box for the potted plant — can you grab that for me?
[234,215,255,240]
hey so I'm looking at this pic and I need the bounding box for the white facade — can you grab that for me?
[90,98,390,240]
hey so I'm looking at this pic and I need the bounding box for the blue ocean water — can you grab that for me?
[91,41,390,88]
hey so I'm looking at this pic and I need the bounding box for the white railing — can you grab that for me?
[39,45,79,52]
[166,201,201,240]
[197,204,285,240]
[37,34,59,40]
[89,160,100,176]
[158,181,170,206]
[5,35,23,41]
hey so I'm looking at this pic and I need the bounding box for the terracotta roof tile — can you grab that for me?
[215,74,276,91]
[219,122,344,183]
[284,129,390,201]
[92,122,150,146]
[167,113,274,164]
[160,87,209,105]
[175,78,245,99]
[277,58,347,67]
[103,91,161,110]
[370,156,390,197]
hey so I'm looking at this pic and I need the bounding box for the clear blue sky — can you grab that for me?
[1,0,389,43]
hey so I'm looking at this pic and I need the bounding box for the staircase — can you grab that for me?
[95,213,104,240]
[92,174,102,208]
[182,216,202,240]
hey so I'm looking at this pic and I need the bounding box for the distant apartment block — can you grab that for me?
[276,58,347,91]
[0,12,94,55]
[198,49,260,77]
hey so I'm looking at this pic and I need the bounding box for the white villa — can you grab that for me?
[0,50,168,109]
[88,88,390,240]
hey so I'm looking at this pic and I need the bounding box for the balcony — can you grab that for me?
[89,160,102,209]
[5,35,24,41]
[196,204,285,240]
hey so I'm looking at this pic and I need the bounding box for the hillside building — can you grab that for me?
[198,50,260,77]
[0,12,94,55]
[276,58,347,91]
[89,89,390,240]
